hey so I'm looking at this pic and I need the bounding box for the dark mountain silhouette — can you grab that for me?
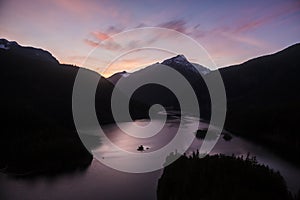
[109,43,300,165]
[0,38,59,64]
[219,43,300,165]
[161,54,210,75]
[1,37,299,173]
[107,71,130,84]
[0,39,147,174]
[108,55,212,116]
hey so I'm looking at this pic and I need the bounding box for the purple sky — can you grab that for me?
[0,0,299,76]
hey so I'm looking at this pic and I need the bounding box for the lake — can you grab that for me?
[1,117,299,200]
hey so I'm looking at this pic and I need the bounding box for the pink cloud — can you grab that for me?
[92,31,110,41]
[82,0,300,72]
[84,39,99,47]
[84,36,122,51]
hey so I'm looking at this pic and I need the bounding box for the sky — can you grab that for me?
[0,0,299,77]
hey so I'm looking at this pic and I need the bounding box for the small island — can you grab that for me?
[137,145,145,151]
[195,129,208,139]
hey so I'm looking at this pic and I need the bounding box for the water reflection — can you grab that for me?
[0,117,300,200]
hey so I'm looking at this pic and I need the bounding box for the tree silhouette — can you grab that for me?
[157,152,294,200]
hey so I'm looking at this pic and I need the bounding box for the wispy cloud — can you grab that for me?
[84,26,126,51]
[233,1,300,34]
[81,0,300,74]
[84,38,122,51]
[158,19,188,34]
[84,19,190,51]
[84,39,99,47]
[91,31,110,41]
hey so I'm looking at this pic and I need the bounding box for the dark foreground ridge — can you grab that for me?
[157,152,299,200]
[0,38,148,175]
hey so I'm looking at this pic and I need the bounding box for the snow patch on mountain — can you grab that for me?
[161,54,210,75]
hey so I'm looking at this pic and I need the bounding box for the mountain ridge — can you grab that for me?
[1,38,300,173]
[107,54,210,85]
[0,38,148,174]
[0,38,59,64]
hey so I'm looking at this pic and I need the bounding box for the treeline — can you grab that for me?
[157,152,298,200]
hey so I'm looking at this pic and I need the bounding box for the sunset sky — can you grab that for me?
[0,0,299,76]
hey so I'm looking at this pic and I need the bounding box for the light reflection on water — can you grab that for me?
[0,118,299,200]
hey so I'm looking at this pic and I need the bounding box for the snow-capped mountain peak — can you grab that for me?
[162,54,189,66]
[108,55,211,85]
[161,55,210,75]
[173,54,188,63]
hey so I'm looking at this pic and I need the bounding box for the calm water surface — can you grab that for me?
[1,118,299,200]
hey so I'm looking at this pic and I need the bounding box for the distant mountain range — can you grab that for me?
[107,55,210,84]
[107,55,210,85]
[108,43,300,165]
[107,54,211,116]
[1,38,300,173]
